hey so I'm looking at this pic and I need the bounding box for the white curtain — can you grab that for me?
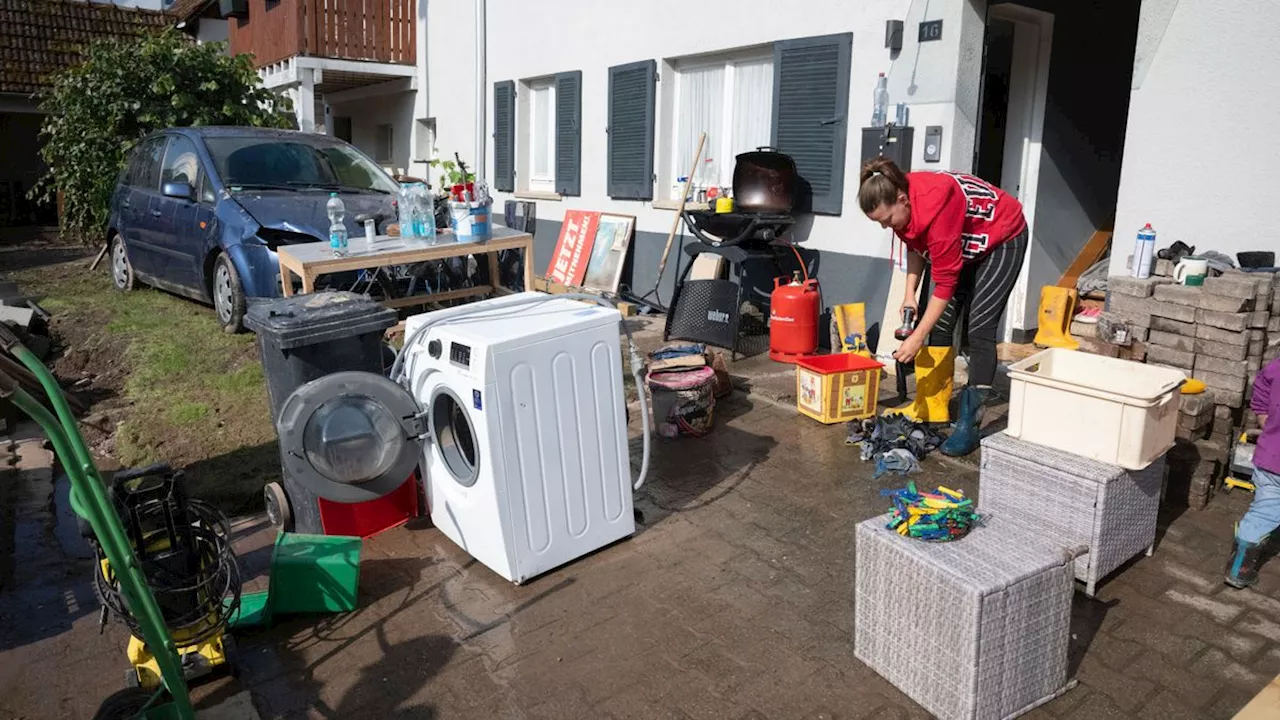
[532,85,552,180]
[729,58,775,179]
[675,65,724,195]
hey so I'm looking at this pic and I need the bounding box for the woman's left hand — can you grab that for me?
[892,332,924,364]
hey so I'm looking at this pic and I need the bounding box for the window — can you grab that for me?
[130,137,167,191]
[161,136,201,188]
[669,52,774,200]
[203,136,399,194]
[526,80,556,192]
[333,117,353,143]
[375,124,394,163]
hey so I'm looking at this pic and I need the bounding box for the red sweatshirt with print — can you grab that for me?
[895,171,1027,301]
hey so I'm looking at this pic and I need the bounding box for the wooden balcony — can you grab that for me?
[228,0,415,69]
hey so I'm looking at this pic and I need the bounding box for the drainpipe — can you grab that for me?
[474,0,487,184]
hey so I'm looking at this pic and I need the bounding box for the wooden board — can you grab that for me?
[1057,227,1113,289]
[531,276,635,316]
[1234,672,1280,719]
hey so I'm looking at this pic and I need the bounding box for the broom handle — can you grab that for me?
[653,132,707,285]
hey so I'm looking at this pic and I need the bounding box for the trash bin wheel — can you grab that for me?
[264,482,292,531]
[93,687,158,720]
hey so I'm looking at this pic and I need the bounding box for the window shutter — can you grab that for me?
[607,59,656,200]
[554,71,582,197]
[493,80,516,192]
[772,33,853,215]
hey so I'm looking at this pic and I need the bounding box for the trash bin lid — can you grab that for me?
[277,371,425,503]
[245,292,398,349]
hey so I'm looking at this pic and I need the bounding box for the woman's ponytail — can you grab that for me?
[858,157,910,213]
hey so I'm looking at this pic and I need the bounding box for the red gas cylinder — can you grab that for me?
[769,271,820,363]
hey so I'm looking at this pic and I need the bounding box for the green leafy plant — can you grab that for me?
[33,29,295,242]
[428,158,476,189]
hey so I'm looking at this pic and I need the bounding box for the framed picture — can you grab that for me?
[582,213,635,294]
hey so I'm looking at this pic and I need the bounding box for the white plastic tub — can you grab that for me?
[1005,348,1185,470]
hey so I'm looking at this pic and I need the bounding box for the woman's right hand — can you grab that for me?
[900,296,919,319]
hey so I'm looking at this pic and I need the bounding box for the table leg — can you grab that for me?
[522,239,534,291]
[280,266,295,297]
[302,271,316,294]
[488,250,501,293]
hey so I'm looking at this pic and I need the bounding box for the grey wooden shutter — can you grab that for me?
[772,33,853,215]
[493,80,515,192]
[607,59,656,200]
[554,71,582,196]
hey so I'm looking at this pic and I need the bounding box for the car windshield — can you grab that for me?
[203,136,399,194]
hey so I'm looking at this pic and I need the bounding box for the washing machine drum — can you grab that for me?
[277,371,425,503]
[428,386,480,488]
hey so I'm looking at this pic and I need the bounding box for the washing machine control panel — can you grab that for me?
[449,342,472,368]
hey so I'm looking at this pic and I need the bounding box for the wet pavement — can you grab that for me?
[4,367,1280,718]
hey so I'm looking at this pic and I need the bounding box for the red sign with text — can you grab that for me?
[546,210,600,287]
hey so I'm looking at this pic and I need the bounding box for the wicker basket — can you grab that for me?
[855,514,1082,720]
[979,432,1164,597]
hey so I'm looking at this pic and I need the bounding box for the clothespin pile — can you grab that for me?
[882,482,979,542]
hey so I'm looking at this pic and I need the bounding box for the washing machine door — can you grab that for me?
[277,371,425,503]
[426,384,481,488]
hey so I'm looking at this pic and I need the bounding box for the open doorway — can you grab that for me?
[973,0,1142,342]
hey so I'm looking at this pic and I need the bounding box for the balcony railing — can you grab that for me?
[229,0,415,69]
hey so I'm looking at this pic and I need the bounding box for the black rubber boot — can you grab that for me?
[1225,538,1265,589]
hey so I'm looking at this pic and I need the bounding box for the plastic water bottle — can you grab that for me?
[871,73,890,128]
[1132,223,1156,279]
[327,192,348,257]
[416,184,436,244]
[398,184,417,239]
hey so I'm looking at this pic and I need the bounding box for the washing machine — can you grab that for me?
[403,292,635,583]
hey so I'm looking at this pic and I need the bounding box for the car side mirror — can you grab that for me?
[162,181,194,201]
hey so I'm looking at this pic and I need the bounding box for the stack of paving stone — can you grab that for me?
[1091,269,1280,509]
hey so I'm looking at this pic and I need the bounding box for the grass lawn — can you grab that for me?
[3,253,278,514]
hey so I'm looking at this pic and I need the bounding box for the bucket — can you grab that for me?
[449,200,493,242]
[646,366,716,438]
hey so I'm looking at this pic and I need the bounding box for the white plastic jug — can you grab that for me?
[1174,256,1209,286]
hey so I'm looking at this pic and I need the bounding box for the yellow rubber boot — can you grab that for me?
[1032,286,1080,350]
[885,346,955,424]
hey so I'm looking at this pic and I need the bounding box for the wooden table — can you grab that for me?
[277,226,535,309]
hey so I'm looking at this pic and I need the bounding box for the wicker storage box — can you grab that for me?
[980,432,1164,597]
[855,514,1080,720]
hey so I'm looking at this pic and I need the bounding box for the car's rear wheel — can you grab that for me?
[110,234,134,291]
[212,253,247,334]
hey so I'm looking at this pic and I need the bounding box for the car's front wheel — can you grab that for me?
[212,253,247,334]
[109,234,134,291]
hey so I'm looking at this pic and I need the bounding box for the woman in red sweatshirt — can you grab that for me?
[858,157,1028,456]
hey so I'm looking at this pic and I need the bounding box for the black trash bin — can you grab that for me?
[245,292,399,533]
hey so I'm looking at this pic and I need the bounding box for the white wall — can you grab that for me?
[1111,0,1280,275]
[426,0,988,259]
[329,91,417,174]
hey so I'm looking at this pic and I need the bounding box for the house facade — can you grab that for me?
[224,0,1277,344]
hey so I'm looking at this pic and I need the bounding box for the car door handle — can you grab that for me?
[150,209,162,217]
[121,201,130,209]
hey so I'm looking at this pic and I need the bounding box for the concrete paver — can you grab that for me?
[3,380,1280,718]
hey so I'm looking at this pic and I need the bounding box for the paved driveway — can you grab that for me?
[3,394,1278,718]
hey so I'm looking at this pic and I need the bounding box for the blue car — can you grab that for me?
[107,127,400,332]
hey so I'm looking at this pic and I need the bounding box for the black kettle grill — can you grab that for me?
[681,147,799,248]
[666,148,804,358]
